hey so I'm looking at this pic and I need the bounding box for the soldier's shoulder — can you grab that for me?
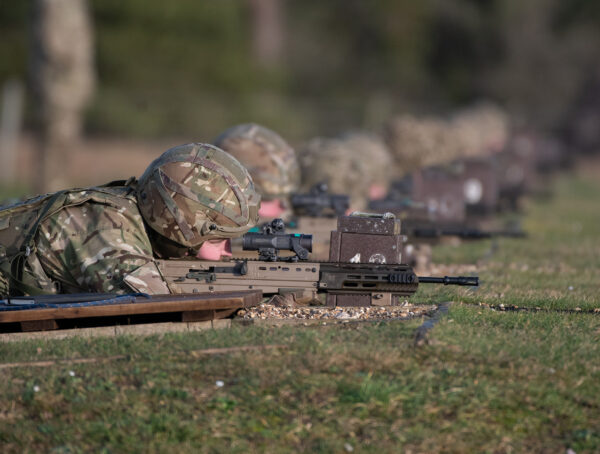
[39,184,143,238]
[0,182,137,216]
[70,183,138,205]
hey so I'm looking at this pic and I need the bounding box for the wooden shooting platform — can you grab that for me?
[0,291,262,333]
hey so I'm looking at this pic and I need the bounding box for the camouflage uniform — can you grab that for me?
[0,184,168,296]
[384,103,509,173]
[0,143,260,296]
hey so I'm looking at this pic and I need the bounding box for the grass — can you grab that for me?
[416,172,600,310]
[2,314,599,453]
[1,164,599,452]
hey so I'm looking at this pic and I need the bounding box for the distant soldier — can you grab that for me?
[339,132,398,201]
[298,132,396,211]
[384,103,509,173]
[451,103,509,156]
[214,123,300,221]
[0,144,260,296]
[384,115,452,174]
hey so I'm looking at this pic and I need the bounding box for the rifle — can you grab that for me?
[368,198,424,214]
[290,183,350,217]
[158,218,479,307]
[406,224,527,240]
[369,196,466,225]
[368,198,526,240]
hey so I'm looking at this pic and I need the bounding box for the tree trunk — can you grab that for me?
[249,0,285,67]
[30,0,95,193]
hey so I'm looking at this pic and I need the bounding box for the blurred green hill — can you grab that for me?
[0,0,599,142]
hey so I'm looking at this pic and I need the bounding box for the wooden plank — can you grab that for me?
[215,308,239,319]
[181,308,239,322]
[0,291,262,324]
[20,319,58,332]
[181,310,216,322]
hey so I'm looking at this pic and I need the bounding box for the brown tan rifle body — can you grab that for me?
[157,259,419,307]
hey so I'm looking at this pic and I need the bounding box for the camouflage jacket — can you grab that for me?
[0,182,170,296]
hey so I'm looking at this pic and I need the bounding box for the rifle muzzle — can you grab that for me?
[418,276,479,286]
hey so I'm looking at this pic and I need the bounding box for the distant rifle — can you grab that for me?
[369,197,526,239]
[158,219,479,307]
[290,183,350,217]
[368,198,424,214]
[406,224,527,240]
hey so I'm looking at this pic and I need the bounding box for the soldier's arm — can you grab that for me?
[37,226,170,294]
[36,203,171,294]
[121,261,171,294]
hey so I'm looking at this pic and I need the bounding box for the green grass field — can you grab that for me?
[418,172,600,311]
[1,167,599,453]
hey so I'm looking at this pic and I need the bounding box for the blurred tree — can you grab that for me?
[0,0,599,142]
[554,0,600,151]
[284,0,433,133]
[425,0,504,103]
[485,0,598,129]
[0,2,28,83]
[87,0,285,138]
[249,0,285,67]
[30,0,95,191]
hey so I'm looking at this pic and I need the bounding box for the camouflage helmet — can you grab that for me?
[450,102,510,156]
[137,143,261,248]
[298,137,369,211]
[213,123,300,200]
[384,103,509,173]
[338,132,397,187]
[384,114,457,173]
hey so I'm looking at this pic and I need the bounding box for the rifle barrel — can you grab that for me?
[440,228,492,239]
[412,226,526,239]
[489,230,527,238]
[418,276,479,286]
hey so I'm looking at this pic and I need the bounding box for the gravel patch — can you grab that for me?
[236,302,434,320]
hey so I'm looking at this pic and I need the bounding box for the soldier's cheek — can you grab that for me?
[258,199,286,218]
[195,239,231,260]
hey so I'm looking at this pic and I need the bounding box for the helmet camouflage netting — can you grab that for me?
[137,143,260,248]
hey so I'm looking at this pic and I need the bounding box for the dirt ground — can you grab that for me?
[11,134,187,190]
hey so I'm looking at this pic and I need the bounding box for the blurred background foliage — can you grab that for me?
[0,0,599,142]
